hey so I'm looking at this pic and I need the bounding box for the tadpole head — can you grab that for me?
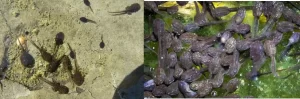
[55,32,65,45]
[83,0,90,6]
[289,32,300,44]
[99,41,105,49]
[80,17,88,23]
[20,52,35,68]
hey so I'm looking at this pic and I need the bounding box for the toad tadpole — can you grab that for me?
[109,3,141,16]
[264,40,278,77]
[260,2,284,36]
[72,52,85,86]
[247,41,266,80]
[83,0,93,13]
[252,1,263,37]
[79,17,96,24]
[67,43,76,59]
[66,43,85,86]
[18,37,35,68]
[54,32,64,56]
[99,35,105,49]
[20,51,35,68]
[280,32,300,60]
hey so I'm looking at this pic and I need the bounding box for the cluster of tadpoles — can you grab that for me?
[16,32,85,94]
[80,0,141,24]
[144,1,300,98]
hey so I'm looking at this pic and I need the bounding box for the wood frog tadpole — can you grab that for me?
[276,21,299,33]
[247,41,266,80]
[232,8,246,25]
[109,3,141,16]
[260,2,284,36]
[227,49,241,77]
[280,32,300,59]
[171,19,184,35]
[264,40,278,77]
[253,1,263,37]
[209,71,224,88]
[180,51,193,70]
[181,68,207,83]
[159,5,178,15]
[174,64,184,78]
[178,81,197,98]
[212,6,252,18]
[145,1,159,14]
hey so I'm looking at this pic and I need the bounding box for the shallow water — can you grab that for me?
[0,0,143,99]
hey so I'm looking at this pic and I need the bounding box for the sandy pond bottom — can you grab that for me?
[0,0,143,99]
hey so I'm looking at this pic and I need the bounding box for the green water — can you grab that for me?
[144,1,300,98]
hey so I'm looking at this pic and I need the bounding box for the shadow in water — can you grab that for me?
[113,64,144,99]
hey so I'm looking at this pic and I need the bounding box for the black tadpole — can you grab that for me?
[20,51,35,68]
[55,32,64,45]
[83,0,93,13]
[79,17,96,24]
[99,35,105,49]
[54,32,65,56]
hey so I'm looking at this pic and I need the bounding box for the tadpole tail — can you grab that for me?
[108,10,126,13]
[287,1,300,11]
[279,45,291,60]
[88,6,94,13]
[39,77,54,86]
[110,12,127,16]
[270,57,279,77]
[259,19,274,36]
[87,19,97,24]
[253,17,259,38]
[29,40,41,51]
[202,20,227,26]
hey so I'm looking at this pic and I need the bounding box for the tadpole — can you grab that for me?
[54,32,64,56]
[18,38,35,68]
[109,3,141,16]
[80,17,96,24]
[83,0,93,13]
[99,35,105,49]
